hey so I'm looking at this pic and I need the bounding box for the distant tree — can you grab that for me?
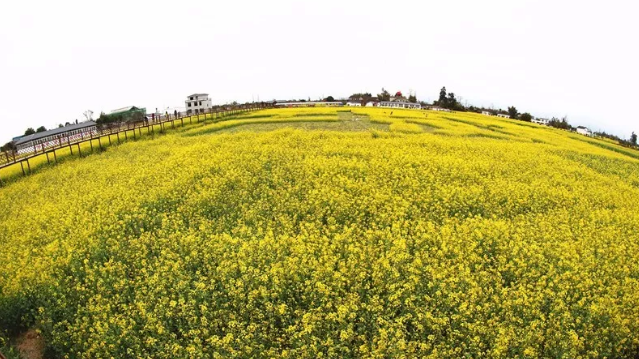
[377,88,391,102]
[24,127,36,136]
[1,141,16,152]
[349,93,372,101]
[83,110,94,122]
[65,122,71,126]
[508,106,518,119]
[438,87,447,104]
[548,116,572,130]
[520,113,532,122]
[408,94,417,103]
[58,124,64,128]
[36,126,47,133]
[325,96,335,102]
[631,132,638,146]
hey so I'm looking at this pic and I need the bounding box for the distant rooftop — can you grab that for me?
[187,93,209,98]
[110,106,143,114]
[380,101,420,105]
[274,101,343,106]
[15,121,97,145]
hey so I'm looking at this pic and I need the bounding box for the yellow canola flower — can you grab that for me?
[0,107,638,358]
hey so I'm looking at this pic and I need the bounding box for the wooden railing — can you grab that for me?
[0,103,272,184]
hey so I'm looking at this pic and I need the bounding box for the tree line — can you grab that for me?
[432,86,637,148]
[335,86,637,148]
[342,89,418,105]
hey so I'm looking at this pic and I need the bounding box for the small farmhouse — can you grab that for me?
[430,106,451,112]
[15,121,97,155]
[576,126,592,136]
[481,111,492,116]
[97,106,147,127]
[109,106,146,120]
[532,118,549,126]
[346,100,362,107]
[497,114,510,119]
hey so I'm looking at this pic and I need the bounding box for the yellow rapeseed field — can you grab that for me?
[1,107,639,358]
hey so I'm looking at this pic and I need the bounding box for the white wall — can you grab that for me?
[577,128,591,136]
[185,96,212,113]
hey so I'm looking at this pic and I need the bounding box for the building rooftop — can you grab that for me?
[15,121,97,145]
[110,106,144,114]
[187,93,209,98]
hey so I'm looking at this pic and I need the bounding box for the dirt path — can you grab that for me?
[15,329,44,359]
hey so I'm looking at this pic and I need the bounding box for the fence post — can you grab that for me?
[98,137,103,151]
[21,161,25,176]
[53,149,57,163]
[46,152,50,164]
[26,159,31,174]
[77,144,82,157]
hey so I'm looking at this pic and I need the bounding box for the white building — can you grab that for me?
[496,114,510,119]
[576,126,592,136]
[322,102,342,107]
[532,117,549,126]
[481,111,492,116]
[346,101,362,107]
[185,93,212,114]
[379,101,421,109]
[430,106,451,112]
[365,102,376,107]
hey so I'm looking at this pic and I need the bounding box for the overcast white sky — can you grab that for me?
[1,0,637,143]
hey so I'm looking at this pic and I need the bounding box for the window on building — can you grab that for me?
[199,101,202,106]
[188,103,191,107]
[190,97,193,100]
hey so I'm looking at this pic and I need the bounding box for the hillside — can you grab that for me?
[1,107,639,358]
